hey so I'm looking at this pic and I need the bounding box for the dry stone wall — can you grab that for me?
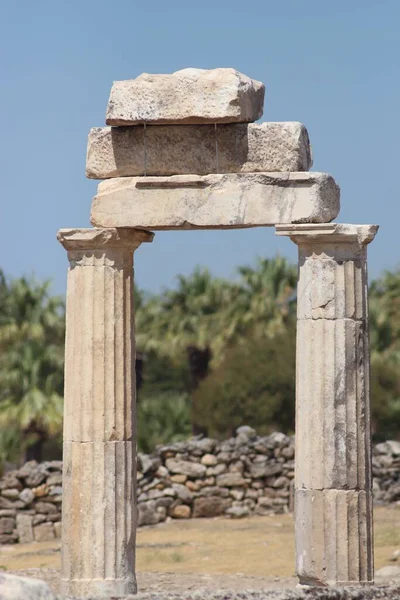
[0,428,399,544]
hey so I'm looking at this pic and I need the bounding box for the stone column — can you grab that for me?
[276,223,378,587]
[57,227,153,598]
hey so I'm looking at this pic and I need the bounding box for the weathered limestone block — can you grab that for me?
[91,172,340,230]
[296,489,373,585]
[16,514,34,543]
[169,504,191,519]
[192,496,232,518]
[276,223,378,587]
[54,521,62,539]
[1,489,19,500]
[86,122,312,179]
[0,517,15,534]
[106,68,264,125]
[216,472,247,487]
[33,522,55,542]
[138,500,166,526]
[295,318,370,491]
[19,488,34,505]
[58,227,153,599]
[57,228,153,443]
[62,441,136,590]
[0,573,56,600]
[165,459,206,478]
[0,474,22,491]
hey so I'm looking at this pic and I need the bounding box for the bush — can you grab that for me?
[137,392,191,453]
[192,325,296,439]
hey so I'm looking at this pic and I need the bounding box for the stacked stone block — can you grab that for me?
[87,67,340,229]
[0,461,62,544]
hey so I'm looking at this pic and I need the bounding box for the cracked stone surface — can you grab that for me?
[106,68,265,126]
[276,224,378,587]
[90,172,340,230]
[86,122,312,178]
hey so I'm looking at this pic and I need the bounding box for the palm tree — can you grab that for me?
[136,258,297,434]
[136,268,235,433]
[225,256,297,343]
[0,273,65,464]
[136,267,234,371]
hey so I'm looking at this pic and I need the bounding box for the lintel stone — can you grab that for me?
[106,68,265,126]
[90,172,340,230]
[86,122,312,179]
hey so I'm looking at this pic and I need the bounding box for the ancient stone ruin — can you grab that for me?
[56,67,378,597]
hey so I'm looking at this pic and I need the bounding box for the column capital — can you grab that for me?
[275,223,378,246]
[57,227,154,251]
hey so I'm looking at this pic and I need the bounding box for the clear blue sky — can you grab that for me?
[1,0,399,294]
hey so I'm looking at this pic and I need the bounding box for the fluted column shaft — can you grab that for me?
[57,228,153,598]
[276,223,378,587]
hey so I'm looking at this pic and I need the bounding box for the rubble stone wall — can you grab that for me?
[1,427,399,544]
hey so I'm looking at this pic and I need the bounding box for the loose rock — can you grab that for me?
[106,68,265,126]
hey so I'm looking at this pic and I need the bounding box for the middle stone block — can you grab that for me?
[86,122,312,179]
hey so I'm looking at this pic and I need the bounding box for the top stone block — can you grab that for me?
[106,68,265,126]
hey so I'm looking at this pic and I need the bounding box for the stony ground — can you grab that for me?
[1,507,400,595]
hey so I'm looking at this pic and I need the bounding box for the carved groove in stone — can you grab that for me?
[296,319,371,491]
[297,250,367,320]
[295,489,373,585]
[63,251,135,442]
[61,441,136,597]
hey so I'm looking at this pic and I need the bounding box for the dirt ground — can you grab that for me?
[1,506,399,594]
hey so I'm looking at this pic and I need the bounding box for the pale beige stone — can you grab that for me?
[34,522,55,542]
[0,573,56,600]
[54,521,62,539]
[295,489,373,585]
[61,441,136,597]
[16,514,34,543]
[277,223,378,321]
[58,228,152,598]
[295,319,370,491]
[59,228,152,443]
[86,122,312,179]
[106,68,264,126]
[216,473,247,487]
[57,226,153,252]
[277,223,378,493]
[91,172,340,230]
[169,504,191,519]
[277,223,378,586]
[170,474,187,484]
[165,459,206,478]
[201,454,218,466]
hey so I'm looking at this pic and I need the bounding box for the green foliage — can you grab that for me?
[0,271,65,467]
[137,392,191,453]
[370,355,400,440]
[192,323,296,439]
[136,267,235,361]
[369,267,400,438]
[139,351,189,398]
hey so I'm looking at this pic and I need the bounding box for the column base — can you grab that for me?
[295,489,374,585]
[60,576,137,598]
[297,579,375,588]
